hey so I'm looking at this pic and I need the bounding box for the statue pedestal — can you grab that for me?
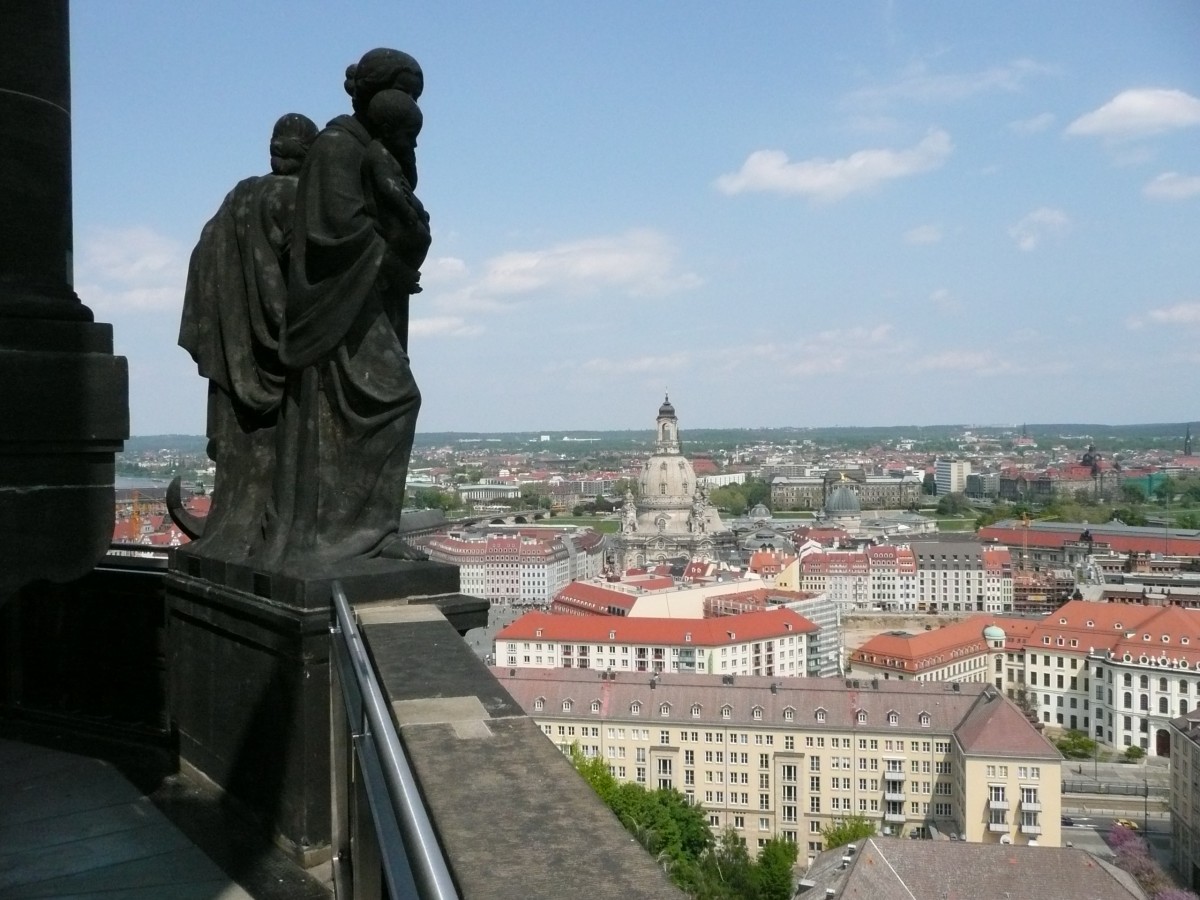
[165,551,483,866]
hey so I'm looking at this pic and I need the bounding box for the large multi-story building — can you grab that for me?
[421,525,605,605]
[935,459,971,496]
[769,469,922,511]
[546,577,844,677]
[494,608,818,677]
[791,542,1013,614]
[1169,707,1200,891]
[979,518,1200,574]
[849,616,1023,685]
[851,599,1200,758]
[498,669,1062,858]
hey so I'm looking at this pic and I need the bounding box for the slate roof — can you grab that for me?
[953,687,1061,759]
[498,669,1026,737]
[801,837,1146,900]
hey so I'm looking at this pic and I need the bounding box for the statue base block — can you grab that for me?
[164,553,483,867]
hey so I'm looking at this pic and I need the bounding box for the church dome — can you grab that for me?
[637,454,699,509]
[983,624,1006,641]
[658,393,676,418]
[748,502,772,520]
[825,484,861,516]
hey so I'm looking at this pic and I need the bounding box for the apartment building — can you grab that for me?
[494,608,818,677]
[935,459,971,496]
[796,542,1013,614]
[422,525,605,605]
[498,669,1062,858]
[1169,708,1200,892]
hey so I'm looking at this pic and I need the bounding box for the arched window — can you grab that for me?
[1159,697,1169,714]
[815,708,827,723]
[919,712,931,728]
[1123,692,1132,708]
[1159,678,1168,692]
[631,701,641,716]
[1140,675,1149,689]
[887,711,899,726]
[691,704,702,718]
[1182,680,1191,695]
[1182,699,1190,715]
[1139,694,1149,711]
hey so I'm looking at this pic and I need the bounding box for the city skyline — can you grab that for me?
[70,2,1200,434]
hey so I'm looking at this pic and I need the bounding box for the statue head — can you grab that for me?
[268,113,318,176]
[345,48,424,116]
[368,89,423,158]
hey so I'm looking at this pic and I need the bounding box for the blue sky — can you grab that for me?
[69,2,1200,435]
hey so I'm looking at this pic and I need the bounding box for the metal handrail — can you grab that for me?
[330,582,459,899]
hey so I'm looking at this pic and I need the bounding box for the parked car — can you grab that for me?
[1061,815,1075,827]
[1113,818,1139,831]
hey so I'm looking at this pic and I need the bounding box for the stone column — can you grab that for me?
[0,0,129,598]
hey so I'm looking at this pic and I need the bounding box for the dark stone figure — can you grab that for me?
[178,113,318,562]
[259,49,429,572]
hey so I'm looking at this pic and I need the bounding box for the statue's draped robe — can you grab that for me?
[178,173,295,561]
[262,114,421,569]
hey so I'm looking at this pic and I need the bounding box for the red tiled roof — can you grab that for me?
[497,607,818,646]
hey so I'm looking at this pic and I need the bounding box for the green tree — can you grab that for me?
[1154,475,1177,506]
[1176,512,1200,530]
[710,486,748,516]
[936,492,970,515]
[741,477,771,509]
[754,837,798,900]
[1120,483,1147,504]
[821,815,876,850]
[1055,730,1097,760]
[1124,745,1146,762]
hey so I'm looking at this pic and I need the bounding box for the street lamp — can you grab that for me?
[1144,777,1149,833]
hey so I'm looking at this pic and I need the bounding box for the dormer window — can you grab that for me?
[720,704,732,719]
[857,710,867,724]
[630,701,641,716]
[752,706,764,720]
[919,712,931,728]
[815,708,827,723]
[887,711,899,726]
[591,700,601,713]
[534,697,545,712]
[783,707,795,721]
[691,703,702,718]
[660,703,671,717]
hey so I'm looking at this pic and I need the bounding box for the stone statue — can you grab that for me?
[621,490,638,534]
[176,113,318,561]
[259,48,429,571]
[690,489,707,535]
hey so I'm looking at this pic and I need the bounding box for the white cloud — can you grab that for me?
[464,229,701,301]
[1009,112,1055,134]
[1008,207,1070,251]
[910,350,1014,376]
[929,288,962,313]
[419,256,470,289]
[76,226,187,313]
[849,59,1052,105]
[578,353,690,377]
[1143,172,1200,201]
[409,316,483,338]
[1128,301,1200,330]
[905,224,942,245]
[1066,88,1200,139]
[715,129,953,202]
